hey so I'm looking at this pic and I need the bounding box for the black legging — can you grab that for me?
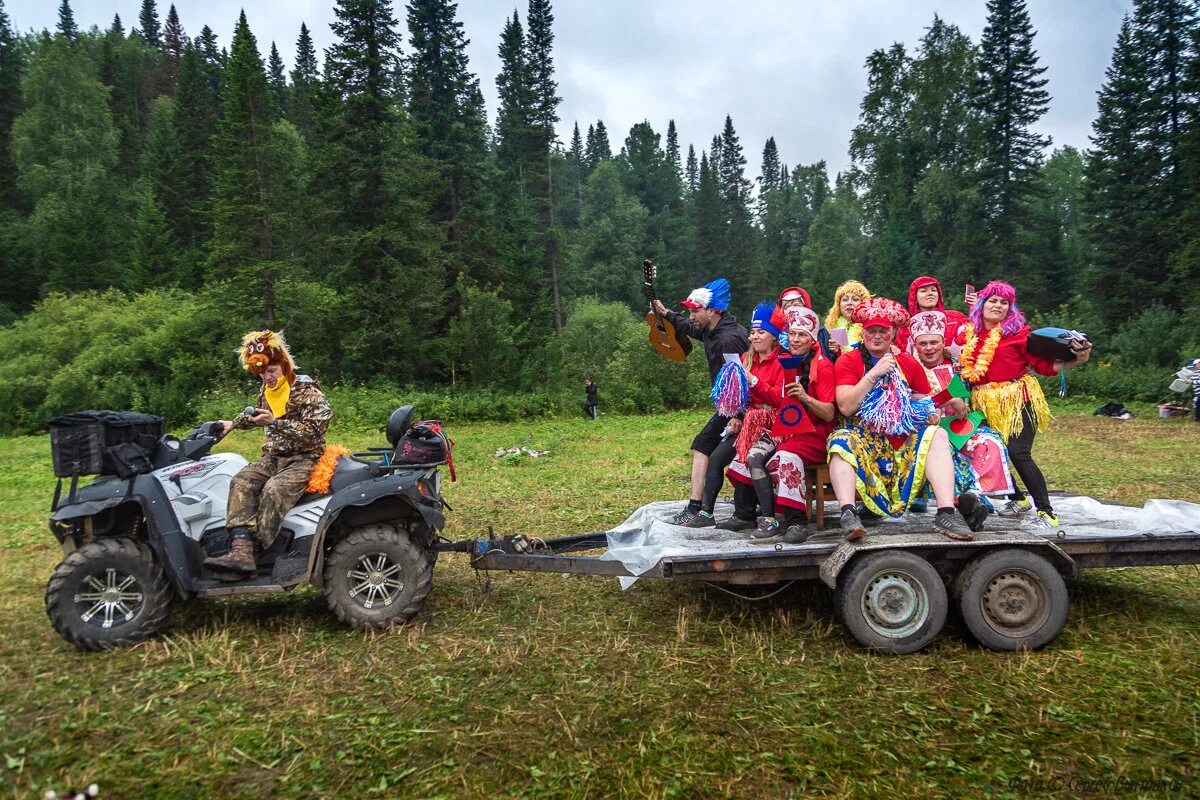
[701,435,738,512]
[1006,404,1051,513]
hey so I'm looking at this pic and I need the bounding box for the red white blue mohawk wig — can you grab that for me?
[681,278,732,312]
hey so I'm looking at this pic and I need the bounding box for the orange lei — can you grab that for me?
[959,326,1002,384]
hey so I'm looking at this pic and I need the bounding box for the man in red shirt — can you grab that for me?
[827,298,977,541]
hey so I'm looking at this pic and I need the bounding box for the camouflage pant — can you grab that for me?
[226,454,319,548]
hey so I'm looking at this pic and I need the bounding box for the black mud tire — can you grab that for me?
[45,538,173,651]
[955,549,1069,651]
[323,524,433,630]
[836,550,948,654]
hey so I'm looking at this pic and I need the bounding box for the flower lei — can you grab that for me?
[959,326,1003,384]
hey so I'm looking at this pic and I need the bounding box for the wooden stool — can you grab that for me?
[805,463,833,530]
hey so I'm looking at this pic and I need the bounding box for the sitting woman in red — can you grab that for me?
[960,281,1092,529]
[685,302,786,529]
[725,305,837,542]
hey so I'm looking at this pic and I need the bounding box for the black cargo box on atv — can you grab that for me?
[47,410,165,478]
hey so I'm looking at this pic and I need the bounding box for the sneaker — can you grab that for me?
[1030,511,1060,530]
[781,523,810,544]
[933,511,974,541]
[750,516,781,539]
[856,507,884,527]
[716,514,757,532]
[682,510,715,528]
[670,506,701,525]
[997,499,1032,516]
[957,492,989,533]
[840,509,867,542]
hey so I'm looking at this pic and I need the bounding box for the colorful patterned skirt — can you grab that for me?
[827,423,938,518]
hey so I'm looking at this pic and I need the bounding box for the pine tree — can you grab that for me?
[684,145,698,194]
[206,11,285,320]
[585,119,611,167]
[1170,24,1200,311]
[666,119,681,176]
[495,11,534,174]
[129,179,176,285]
[110,12,124,36]
[160,3,184,93]
[139,0,161,49]
[406,0,488,239]
[0,0,24,209]
[759,137,781,195]
[57,0,77,43]
[289,22,319,141]
[318,0,443,377]
[525,0,559,160]
[692,150,724,286]
[1083,15,1162,324]
[267,42,287,114]
[716,115,758,297]
[169,41,217,255]
[973,0,1051,275]
[197,25,222,106]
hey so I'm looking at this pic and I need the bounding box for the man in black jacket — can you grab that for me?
[652,278,750,524]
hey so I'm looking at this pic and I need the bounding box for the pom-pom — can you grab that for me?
[858,365,933,437]
[711,361,749,417]
[305,444,351,494]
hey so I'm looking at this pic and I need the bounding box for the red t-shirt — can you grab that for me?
[835,348,932,448]
[975,326,1058,383]
[747,347,785,409]
[835,348,932,394]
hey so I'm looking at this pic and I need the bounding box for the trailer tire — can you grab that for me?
[323,524,433,630]
[836,551,947,654]
[45,537,173,651]
[955,549,1068,651]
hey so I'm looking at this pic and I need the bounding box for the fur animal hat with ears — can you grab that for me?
[237,330,297,384]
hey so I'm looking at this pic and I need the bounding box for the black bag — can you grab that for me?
[393,421,449,465]
[47,410,165,478]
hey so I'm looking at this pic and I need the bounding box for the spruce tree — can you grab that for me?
[1083,15,1162,324]
[759,137,781,195]
[692,151,724,286]
[110,12,124,36]
[57,0,77,43]
[525,0,559,161]
[197,25,222,106]
[585,119,611,166]
[666,119,681,176]
[160,3,184,93]
[1169,24,1200,311]
[0,0,23,209]
[717,115,757,297]
[684,144,698,194]
[973,0,1050,275]
[206,11,283,320]
[406,0,488,238]
[319,0,443,377]
[267,42,287,114]
[139,0,161,49]
[289,22,319,141]
[495,11,534,175]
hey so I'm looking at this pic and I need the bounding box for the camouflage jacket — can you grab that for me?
[233,375,332,457]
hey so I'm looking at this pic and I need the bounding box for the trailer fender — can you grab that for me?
[818,531,1076,589]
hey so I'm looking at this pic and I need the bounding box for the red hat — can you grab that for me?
[907,276,945,315]
[851,297,909,330]
[778,286,812,308]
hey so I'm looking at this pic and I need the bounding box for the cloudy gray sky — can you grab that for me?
[8,0,1130,177]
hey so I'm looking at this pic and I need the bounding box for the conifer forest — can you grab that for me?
[0,0,1197,432]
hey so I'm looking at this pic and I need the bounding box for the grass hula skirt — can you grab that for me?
[827,363,938,518]
[969,375,1051,442]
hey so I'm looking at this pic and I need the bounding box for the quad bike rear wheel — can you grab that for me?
[45,538,173,651]
[323,524,433,630]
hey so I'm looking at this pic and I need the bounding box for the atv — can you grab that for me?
[44,407,449,650]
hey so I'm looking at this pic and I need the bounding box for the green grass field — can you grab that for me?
[2,406,1198,798]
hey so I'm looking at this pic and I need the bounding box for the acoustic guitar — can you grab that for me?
[642,260,692,362]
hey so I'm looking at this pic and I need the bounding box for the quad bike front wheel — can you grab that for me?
[45,538,174,651]
[323,524,434,630]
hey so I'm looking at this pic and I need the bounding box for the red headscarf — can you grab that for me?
[778,286,812,308]
[907,276,945,315]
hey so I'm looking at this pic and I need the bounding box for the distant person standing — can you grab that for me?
[1191,359,1200,423]
[584,378,599,420]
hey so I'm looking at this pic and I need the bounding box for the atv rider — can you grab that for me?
[204,331,332,579]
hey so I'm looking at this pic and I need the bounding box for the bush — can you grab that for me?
[1037,361,1178,404]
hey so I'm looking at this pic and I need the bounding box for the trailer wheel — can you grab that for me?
[323,524,433,630]
[836,551,947,654]
[956,549,1068,651]
[45,538,173,651]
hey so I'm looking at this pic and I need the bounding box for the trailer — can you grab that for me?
[438,495,1200,654]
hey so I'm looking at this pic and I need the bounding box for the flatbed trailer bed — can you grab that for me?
[442,499,1200,653]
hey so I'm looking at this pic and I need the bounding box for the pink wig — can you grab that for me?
[969,280,1025,336]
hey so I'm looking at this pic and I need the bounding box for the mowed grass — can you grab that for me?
[1,407,1199,798]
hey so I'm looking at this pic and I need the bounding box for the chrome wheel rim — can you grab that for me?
[74,568,144,629]
[346,553,405,610]
[861,569,928,638]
